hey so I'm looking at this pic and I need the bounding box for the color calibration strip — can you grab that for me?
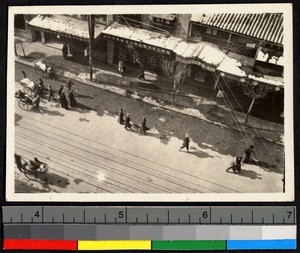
[3,239,296,250]
[3,225,296,250]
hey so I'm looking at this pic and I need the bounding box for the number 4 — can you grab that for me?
[34,211,40,218]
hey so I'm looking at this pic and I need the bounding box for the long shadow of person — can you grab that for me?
[226,168,262,180]
[245,159,281,174]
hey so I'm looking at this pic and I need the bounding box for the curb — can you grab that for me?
[15,58,284,146]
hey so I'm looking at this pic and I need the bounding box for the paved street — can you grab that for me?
[14,63,284,194]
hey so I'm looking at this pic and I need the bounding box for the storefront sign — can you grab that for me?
[176,56,215,72]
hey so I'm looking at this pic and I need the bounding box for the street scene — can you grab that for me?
[11,10,289,196]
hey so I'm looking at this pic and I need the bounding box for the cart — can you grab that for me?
[34,60,56,79]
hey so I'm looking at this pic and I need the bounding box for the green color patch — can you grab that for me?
[152,240,226,250]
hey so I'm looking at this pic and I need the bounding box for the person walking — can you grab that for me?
[118,60,125,77]
[226,156,243,174]
[59,91,68,110]
[180,134,190,152]
[244,145,254,164]
[119,108,125,124]
[38,78,45,97]
[68,90,78,108]
[48,83,56,101]
[124,113,132,130]
[140,116,149,135]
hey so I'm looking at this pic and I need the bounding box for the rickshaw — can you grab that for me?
[20,77,38,96]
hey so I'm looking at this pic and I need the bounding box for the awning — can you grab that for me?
[174,42,226,71]
[102,21,181,53]
[28,15,105,42]
[217,56,247,77]
[150,14,176,21]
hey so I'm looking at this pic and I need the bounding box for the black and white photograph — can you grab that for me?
[6,4,294,202]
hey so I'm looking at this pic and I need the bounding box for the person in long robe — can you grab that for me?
[59,91,68,110]
[68,90,78,108]
[180,133,190,152]
[124,113,132,130]
[140,116,149,134]
[119,108,124,124]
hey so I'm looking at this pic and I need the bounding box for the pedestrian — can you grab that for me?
[68,90,78,108]
[32,93,41,109]
[124,113,132,130]
[48,83,56,101]
[38,78,44,96]
[118,108,124,124]
[21,70,27,79]
[62,42,68,59]
[59,91,68,110]
[58,85,64,97]
[244,145,254,164]
[140,116,149,135]
[180,134,190,152]
[118,60,125,77]
[137,65,145,80]
[226,156,243,174]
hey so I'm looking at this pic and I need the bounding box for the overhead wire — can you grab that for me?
[219,74,282,170]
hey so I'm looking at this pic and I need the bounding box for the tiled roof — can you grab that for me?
[191,13,283,45]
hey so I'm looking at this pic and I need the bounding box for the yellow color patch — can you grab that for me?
[78,240,151,250]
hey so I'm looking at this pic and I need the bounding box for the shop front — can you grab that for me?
[27,15,105,60]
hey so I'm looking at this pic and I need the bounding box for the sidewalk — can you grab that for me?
[14,36,284,145]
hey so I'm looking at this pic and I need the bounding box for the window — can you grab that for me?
[206,28,217,36]
[95,15,107,24]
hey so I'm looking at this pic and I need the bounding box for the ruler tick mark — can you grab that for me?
[83,210,86,223]
[157,217,159,223]
[167,210,170,224]
[220,217,222,224]
[231,214,233,224]
[199,217,201,224]
[21,213,23,223]
[94,217,96,223]
[136,217,138,223]
[273,214,275,224]
[146,214,149,223]
[31,217,33,223]
[283,218,285,224]
[104,214,107,223]
[178,217,180,223]
[52,217,54,223]
[73,217,75,223]
[252,210,254,223]
[241,218,243,224]
[10,217,12,223]
[189,214,191,224]
[262,218,264,224]
[63,214,65,222]
[115,217,117,223]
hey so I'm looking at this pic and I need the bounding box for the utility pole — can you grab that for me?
[245,97,256,125]
[88,15,95,81]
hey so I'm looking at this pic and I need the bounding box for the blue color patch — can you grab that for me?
[227,239,296,250]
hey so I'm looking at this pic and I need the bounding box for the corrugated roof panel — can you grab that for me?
[191,13,283,45]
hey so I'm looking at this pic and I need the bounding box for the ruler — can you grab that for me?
[2,206,297,250]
